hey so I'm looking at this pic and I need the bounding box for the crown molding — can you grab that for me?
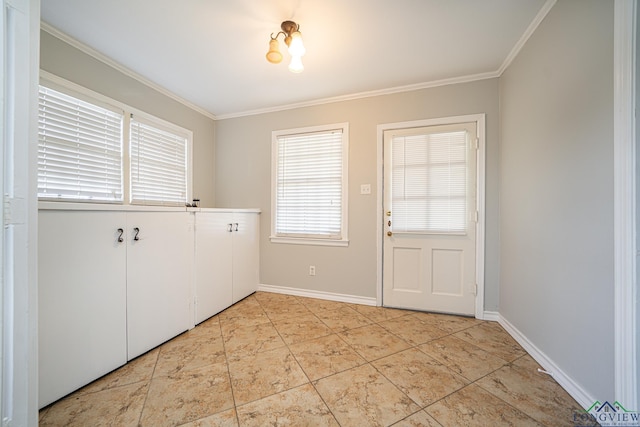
[42,0,558,122]
[40,22,218,121]
[215,0,558,120]
[497,0,557,75]
[215,71,500,120]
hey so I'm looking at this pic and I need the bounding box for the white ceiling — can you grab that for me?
[40,0,550,119]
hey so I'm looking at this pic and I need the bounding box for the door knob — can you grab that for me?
[387,231,392,236]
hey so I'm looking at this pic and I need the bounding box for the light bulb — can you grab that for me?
[288,55,304,73]
[266,39,283,64]
[287,31,306,57]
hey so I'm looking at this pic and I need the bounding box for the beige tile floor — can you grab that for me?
[39,291,589,427]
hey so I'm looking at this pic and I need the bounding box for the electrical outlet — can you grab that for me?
[309,265,316,276]
[360,184,371,195]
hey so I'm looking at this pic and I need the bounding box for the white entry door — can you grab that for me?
[383,122,477,315]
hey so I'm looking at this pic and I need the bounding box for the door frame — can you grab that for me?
[376,114,486,319]
[613,0,637,409]
[2,0,40,423]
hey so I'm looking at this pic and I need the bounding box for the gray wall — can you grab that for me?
[39,31,217,207]
[215,79,501,308]
[499,0,614,400]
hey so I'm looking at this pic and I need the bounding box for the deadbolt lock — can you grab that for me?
[387,231,392,236]
[386,211,391,216]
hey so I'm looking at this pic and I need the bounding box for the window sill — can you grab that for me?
[38,201,187,212]
[270,236,349,247]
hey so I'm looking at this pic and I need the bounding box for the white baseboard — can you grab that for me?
[257,284,377,306]
[482,311,500,322]
[498,314,596,409]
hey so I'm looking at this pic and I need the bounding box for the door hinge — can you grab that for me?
[472,138,479,150]
[472,284,478,296]
[4,196,26,226]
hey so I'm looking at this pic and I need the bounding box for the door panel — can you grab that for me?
[126,212,192,359]
[431,249,463,296]
[392,247,422,291]
[232,213,259,303]
[194,212,233,324]
[383,123,477,315]
[38,210,127,407]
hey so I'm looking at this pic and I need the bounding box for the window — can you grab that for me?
[38,74,192,206]
[387,122,475,234]
[271,123,349,246]
[38,85,124,202]
[130,116,190,206]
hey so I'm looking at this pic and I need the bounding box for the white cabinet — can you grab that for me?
[126,212,193,359]
[232,212,260,303]
[194,213,233,324]
[39,209,193,407]
[39,210,127,408]
[194,211,259,323]
[38,206,259,407]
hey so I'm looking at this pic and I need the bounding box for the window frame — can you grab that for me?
[270,122,349,247]
[128,111,193,206]
[37,82,125,203]
[39,71,193,206]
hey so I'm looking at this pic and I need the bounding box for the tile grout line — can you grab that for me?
[418,351,549,427]
[471,353,556,427]
[215,313,242,427]
[337,305,515,426]
[284,295,345,426]
[280,316,343,426]
[135,345,161,426]
[260,294,415,426]
[229,295,517,426]
[230,295,318,412]
[295,297,416,426]
[302,298,433,426]
[361,325,461,422]
[43,291,570,426]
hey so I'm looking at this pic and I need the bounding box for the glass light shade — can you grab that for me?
[288,55,304,73]
[266,39,283,64]
[287,31,306,57]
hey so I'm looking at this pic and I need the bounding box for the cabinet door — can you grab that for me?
[232,213,260,303]
[126,212,192,360]
[38,210,127,408]
[194,213,233,324]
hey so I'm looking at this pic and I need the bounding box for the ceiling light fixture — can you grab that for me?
[266,20,306,73]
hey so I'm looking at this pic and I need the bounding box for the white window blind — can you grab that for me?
[274,128,345,239]
[38,86,123,202]
[130,117,188,205]
[391,130,468,234]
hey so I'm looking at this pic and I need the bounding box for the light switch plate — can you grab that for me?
[360,184,371,195]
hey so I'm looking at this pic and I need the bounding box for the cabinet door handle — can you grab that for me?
[227,223,233,232]
[234,223,239,232]
[117,228,124,243]
[133,227,140,241]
